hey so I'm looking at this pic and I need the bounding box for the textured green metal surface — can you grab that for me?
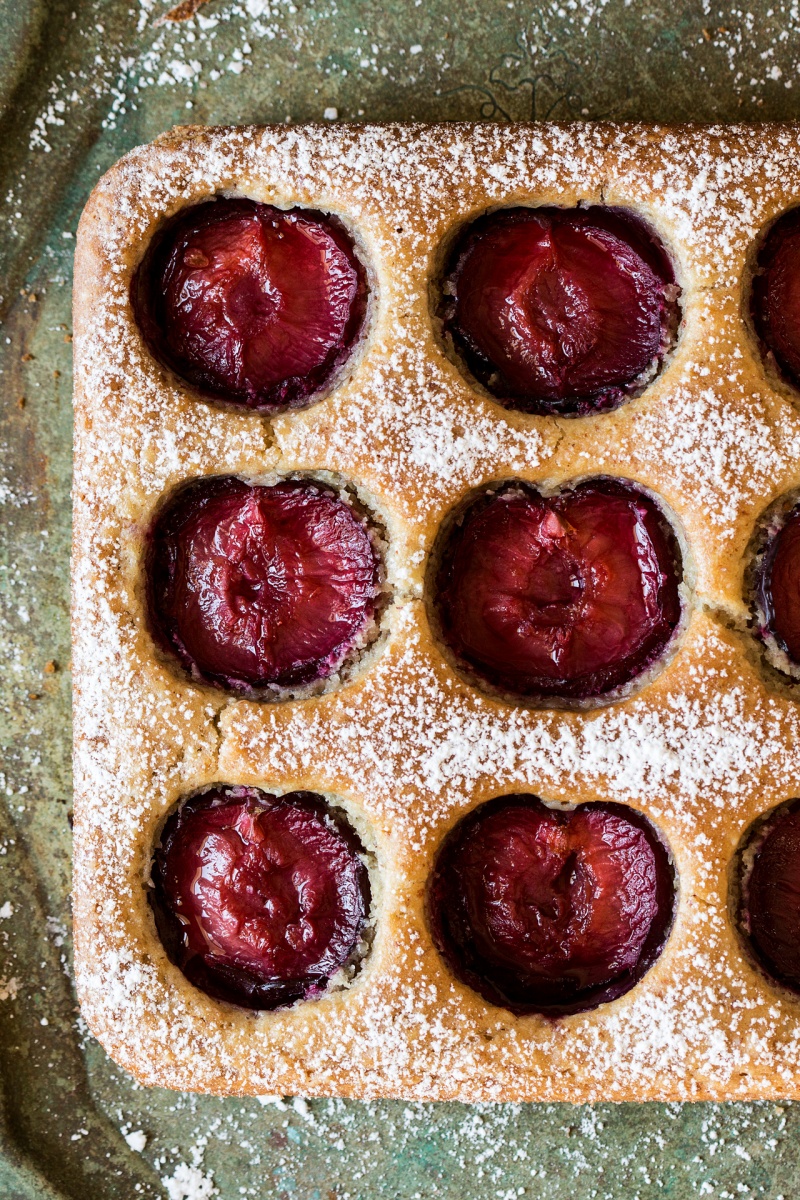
[4,1,800,1196]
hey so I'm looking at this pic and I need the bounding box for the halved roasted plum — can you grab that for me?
[752,207,800,391]
[147,476,383,696]
[150,786,371,1010]
[755,502,800,670]
[738,800,800,996]
[430,478,683,703]
[132,198,368,411]
[439,206,680,416]
[427,794,676,1016]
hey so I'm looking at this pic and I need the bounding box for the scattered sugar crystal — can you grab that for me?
[162,1162,217,1200]
[125,1129,148,1152]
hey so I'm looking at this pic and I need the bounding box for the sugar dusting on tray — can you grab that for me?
[17,3,800,158]
[103,1082,795,1198]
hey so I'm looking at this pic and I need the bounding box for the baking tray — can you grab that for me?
[4,0,800,1195]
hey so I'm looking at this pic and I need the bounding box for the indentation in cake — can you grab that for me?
[760,506,800,663]
[426,794,677,1016]
[749,495,800,682]
[131,198,369,412]
[736,799,800,997]
[149,785,374,1010]
[146,474,388,698]
[751,206,800,394]
[437,205,681,417]
[428,477,685,705]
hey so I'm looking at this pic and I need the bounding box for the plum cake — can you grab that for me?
[73,122,800,1101]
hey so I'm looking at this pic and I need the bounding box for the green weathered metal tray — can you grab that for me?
[4,0,800,1195]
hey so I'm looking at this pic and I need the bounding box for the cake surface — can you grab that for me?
[72,121,800,1101]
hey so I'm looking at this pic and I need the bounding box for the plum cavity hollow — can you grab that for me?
[438,205,681,416]
[751,207,800,393]
[430,478,684,704]
[147,475,384,696]
[427,794,677,1016]
[737,800,800,997]
[755,501,800,673]
[131,197,369,412]
[150,786,372,1010]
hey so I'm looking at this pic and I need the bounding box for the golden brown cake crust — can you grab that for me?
[72,121,800,1101]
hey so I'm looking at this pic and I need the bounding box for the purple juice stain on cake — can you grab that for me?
[431,479,683,702]
[441,206,680,416]
[757,505,800,668]
[131,198,368,411]
[147,476,381,695]
[150,786,371,1010]
[752,207,800,391]
[741,801,800,995]
[427,794,676,1016]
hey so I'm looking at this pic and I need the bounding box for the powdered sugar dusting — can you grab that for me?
[162,1154,217,1199]
[222,613,799,829]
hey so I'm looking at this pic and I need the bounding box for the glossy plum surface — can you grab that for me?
[432,479,683,702]
[757,506,800,666]
[441,206,679,416]
[752,208,800,390]
[150,786,371,1010]
[148,476,381,694]
[427,795,676,1016]
[132,198,367,411]
[742,801,800,995]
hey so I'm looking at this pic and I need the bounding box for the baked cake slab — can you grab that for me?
[72,122,800,1101]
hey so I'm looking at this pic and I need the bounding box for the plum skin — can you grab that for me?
[131,197,368,412]
[440,205,680,417]
[756,504,800,667]
[431,478,684,703]
[146,475,382,696]
[740,801,800,996]
[150,786,371,1010]
[752,207,800,391]
[426,794,677,1017]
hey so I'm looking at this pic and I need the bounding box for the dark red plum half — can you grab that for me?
[752,207,800,391]
[440,206,680,416]
[756,504,800,668]
[131,198,368,411]
[431,479,683,703]
[427,794,676,1016]
[739,800,800,996]
[150,786,371,1010]
[147,476,382,695]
